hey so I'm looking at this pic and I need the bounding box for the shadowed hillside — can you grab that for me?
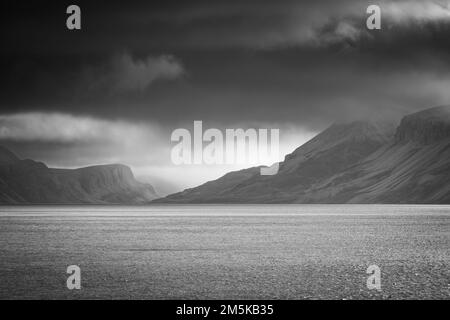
[158,106,449,204]
[0,148,159,204]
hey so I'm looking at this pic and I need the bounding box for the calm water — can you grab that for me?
[0,205,449,300]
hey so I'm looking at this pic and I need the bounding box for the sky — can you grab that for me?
[1,0,450,195]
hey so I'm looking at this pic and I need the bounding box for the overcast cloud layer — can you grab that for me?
[1,0,450,193]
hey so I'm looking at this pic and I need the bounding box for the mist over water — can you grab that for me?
[0,205,449,299]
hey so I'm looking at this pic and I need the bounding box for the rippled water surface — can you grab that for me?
[0,205,449,299]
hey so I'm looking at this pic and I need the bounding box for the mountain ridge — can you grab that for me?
[0,148,159,204]
[157,106,450,204]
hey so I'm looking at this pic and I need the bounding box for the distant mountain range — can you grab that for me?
[1,106,448,205]
[0,147,158,204]
[158,106,450,204]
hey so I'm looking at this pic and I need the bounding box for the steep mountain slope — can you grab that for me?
[304,106,450,203]
[160,120,395,203]
[158,106,449,204]
[0,148,158,204]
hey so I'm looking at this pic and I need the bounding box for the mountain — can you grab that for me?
[314,106,450,203]
[158,106,450,204]
[0,148,159,204]
[0,146,20,165]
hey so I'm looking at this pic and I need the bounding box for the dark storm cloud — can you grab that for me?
[80,53,184,93]
[1,0,450,173]
[1,0,450,117]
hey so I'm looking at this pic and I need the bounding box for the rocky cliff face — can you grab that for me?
[158,106,450,204]
[0,148,159,204]
[395,106,450,144]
